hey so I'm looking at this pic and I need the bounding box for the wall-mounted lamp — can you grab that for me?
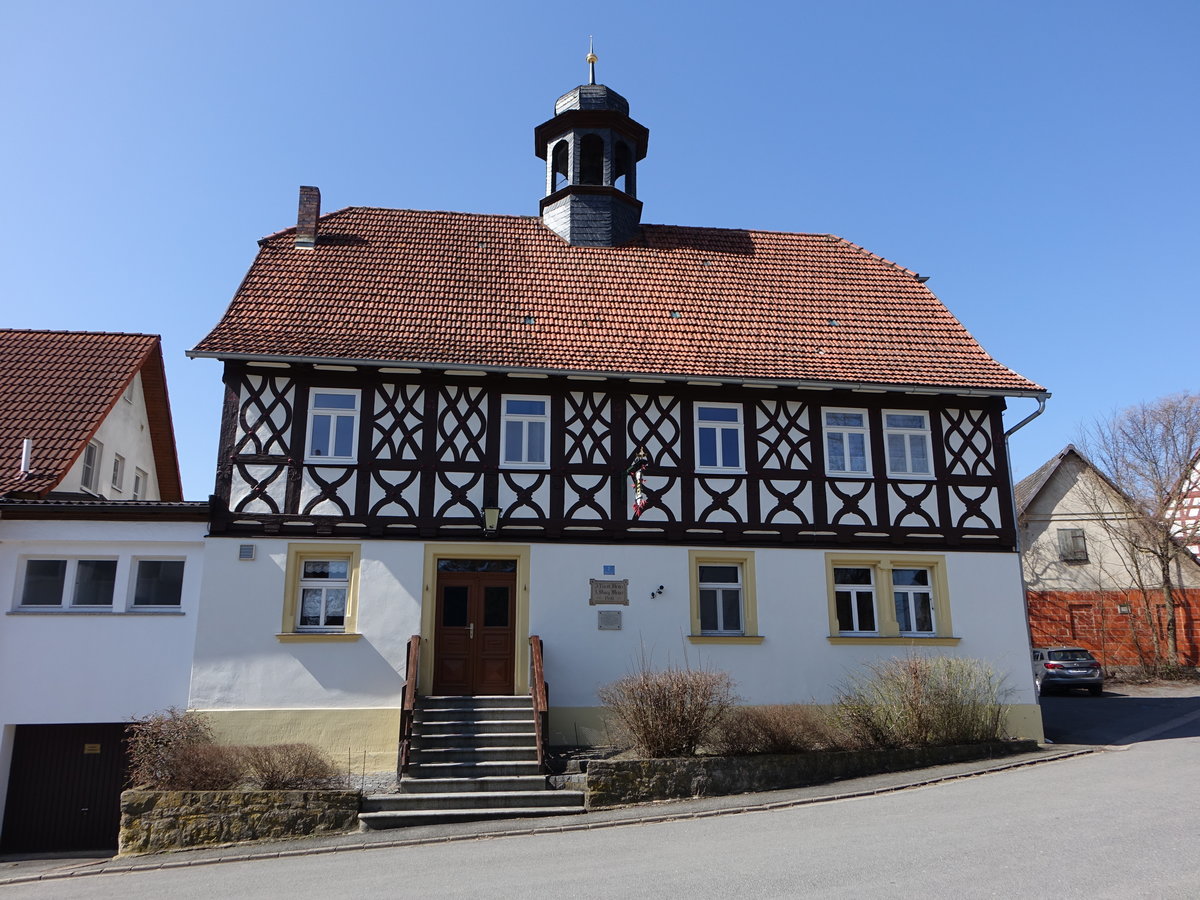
[482,507,501,535]
[649,585,665,599]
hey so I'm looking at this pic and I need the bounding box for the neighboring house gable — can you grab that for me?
[1017,445,1200,665]
[0,330,182,501]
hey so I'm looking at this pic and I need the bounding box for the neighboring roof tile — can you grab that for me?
[191,209,1044,394]
[1014,445,1076,513]
[0,330,183,499]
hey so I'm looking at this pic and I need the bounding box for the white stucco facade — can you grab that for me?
[0,517,205,824]
[190,536,1041,770]
[59,372,162,500]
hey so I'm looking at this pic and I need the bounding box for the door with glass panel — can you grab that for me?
[433,559,517,695]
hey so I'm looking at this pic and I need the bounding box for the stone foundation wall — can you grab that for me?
[119,790,361,855]
[585,741,1038,808]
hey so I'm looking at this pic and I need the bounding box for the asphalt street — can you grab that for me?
[5,683,1199,899]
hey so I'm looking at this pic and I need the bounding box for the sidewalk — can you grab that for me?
[0,744,1096,887]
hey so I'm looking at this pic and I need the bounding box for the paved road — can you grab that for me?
[7,689,1200,899]
[1041,681,1200,745]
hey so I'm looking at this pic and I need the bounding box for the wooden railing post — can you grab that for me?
[529,635,550,772]
[398,634,421,777]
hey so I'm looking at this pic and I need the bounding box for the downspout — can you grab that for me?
[1003,395,1049,712]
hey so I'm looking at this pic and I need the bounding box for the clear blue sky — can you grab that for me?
[3,1,1196,499]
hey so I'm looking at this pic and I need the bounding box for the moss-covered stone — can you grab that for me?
[585,741,1038,808]
[118,790,362,855]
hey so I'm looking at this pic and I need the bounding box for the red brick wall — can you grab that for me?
[1027,589,1200,667]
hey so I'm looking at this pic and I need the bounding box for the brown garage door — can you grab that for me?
[1,723,129,852]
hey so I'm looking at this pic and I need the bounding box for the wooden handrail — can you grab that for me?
[398,634,421,776]
[529,634,549,772]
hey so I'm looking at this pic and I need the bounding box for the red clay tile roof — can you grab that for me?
[192,209,1044,394]
[0,330,183,499]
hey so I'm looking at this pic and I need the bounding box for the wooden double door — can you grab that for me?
[432,563,516,695]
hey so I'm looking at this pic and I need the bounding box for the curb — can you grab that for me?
[0,748,1096,887]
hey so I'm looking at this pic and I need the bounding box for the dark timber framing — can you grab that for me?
[210,362,1017,551]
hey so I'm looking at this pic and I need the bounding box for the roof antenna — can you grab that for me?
[586,36,598,85]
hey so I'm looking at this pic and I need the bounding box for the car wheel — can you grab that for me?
[1088,685,1103,697]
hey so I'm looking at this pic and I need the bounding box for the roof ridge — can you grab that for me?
[0,329,160,339]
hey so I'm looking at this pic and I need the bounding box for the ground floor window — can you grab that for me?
[825,554,953,643]
[688,550,762,643]
[280,543,361,640]
[18,558,117,608]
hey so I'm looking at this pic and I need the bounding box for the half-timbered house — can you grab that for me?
[186,75,1049,784]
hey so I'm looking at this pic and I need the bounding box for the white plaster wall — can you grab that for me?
[59,372,162,499]
[189,538,422,709]
[189,536,1035,713]
[528,545,1037,711]
[0,519,204,824]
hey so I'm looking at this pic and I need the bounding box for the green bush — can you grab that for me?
[833,654,1009,749]
[598,661,736,757]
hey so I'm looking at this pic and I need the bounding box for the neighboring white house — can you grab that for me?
[183,73,1048,786]
[0,331,205,854]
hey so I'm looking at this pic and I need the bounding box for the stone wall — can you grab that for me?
[585,741,1038,808]
[119,790,361,855]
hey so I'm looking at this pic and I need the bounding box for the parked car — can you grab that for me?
[1032,647,1104,696]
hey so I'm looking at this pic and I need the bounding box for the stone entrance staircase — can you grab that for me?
[358,695,585,830]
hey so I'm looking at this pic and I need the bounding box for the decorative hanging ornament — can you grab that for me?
[626,446,650,519]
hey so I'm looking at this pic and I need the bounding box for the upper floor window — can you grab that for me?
[824,409,870,476]
[132,468,147,500]
[306,389,360,463]
[81,440,103,493]
[883,411,932,478]
[1058,528,1089,562]
[695,403,743,472]
[111,454,126,491]
[502,396,549,467]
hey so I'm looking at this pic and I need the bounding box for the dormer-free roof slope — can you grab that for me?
[0,330,183,499]
[191,209,1044,395]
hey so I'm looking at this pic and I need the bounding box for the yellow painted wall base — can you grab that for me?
[550,702,1046,747]
[195,708,401,774]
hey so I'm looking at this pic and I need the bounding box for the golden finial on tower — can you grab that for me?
[586,36,598,85]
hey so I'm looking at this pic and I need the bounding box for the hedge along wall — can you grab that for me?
[119,790,361,854]
[585,741,1039,809]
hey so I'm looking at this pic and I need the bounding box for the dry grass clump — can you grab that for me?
[711,704,845,755]
[834,655,1009,749]
[127,708,340,790]
[598,661,736,757]
[239,743,339,789]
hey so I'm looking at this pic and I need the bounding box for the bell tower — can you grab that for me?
[534,45,649,247]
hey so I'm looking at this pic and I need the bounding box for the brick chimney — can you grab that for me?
[295,186,321,249]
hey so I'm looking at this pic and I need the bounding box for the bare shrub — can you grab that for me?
[127,707,222,789]
[834,655,1009,749]
[712,705,846,755]
[164,743,245,790]
[239,744,340,789]
[598,661,736,757]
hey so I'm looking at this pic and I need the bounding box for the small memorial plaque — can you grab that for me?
[589,578,629,606]
[598,610,622,630]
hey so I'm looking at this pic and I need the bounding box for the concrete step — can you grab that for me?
[409,745,539,764]
[362,790,583,813]
[359,805,585,831]
[399,774,549,794]
[405,760,543,778]
[415,719,535,735]
[420,695,534,709]
[415,707,533,724]
[412,732,537,750]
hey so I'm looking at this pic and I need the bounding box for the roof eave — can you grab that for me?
[185,349,1049,400]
